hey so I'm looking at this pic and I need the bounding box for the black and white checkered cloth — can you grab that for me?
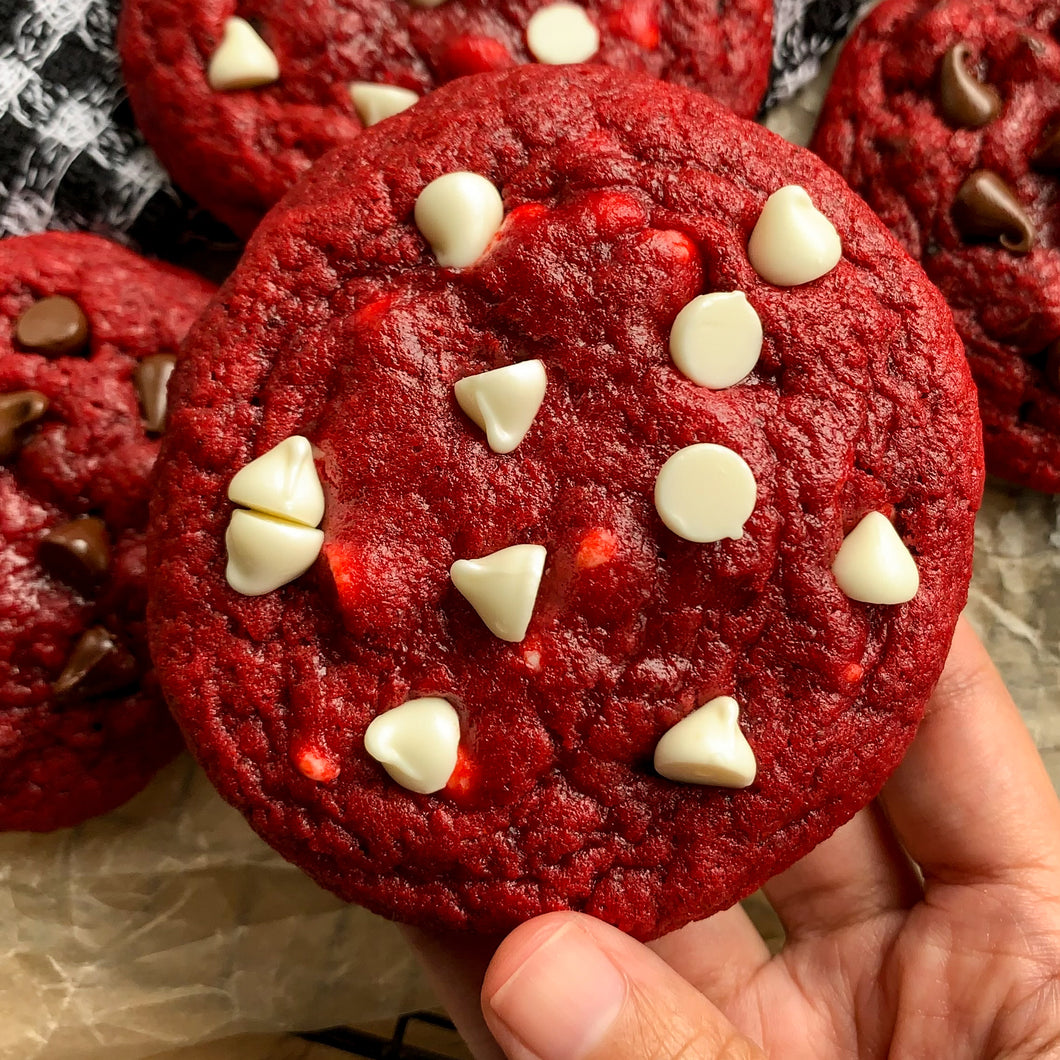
[768,0,871,107]
[0,0,867,267]
[0,0,236,270]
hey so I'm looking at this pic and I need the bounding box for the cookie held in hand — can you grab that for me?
[149,66,983,940]
[118,0,772,236]
[0,232,214,831]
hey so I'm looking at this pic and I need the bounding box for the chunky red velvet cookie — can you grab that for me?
[118,0,772,237]
[813,0,1060,492]
[149,66,983,940]
[0,232,214,832]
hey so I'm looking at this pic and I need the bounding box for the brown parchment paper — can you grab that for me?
[0,755,432,1060]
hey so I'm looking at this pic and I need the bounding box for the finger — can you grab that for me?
[403,926,506,1060]
[482,911,767,1060]
[879,616,1060,888]
[761,802,921,941]
[649,903,772,1007]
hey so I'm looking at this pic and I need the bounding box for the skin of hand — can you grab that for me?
[407,618,1060,1059]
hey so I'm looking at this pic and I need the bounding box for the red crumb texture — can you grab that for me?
[576,528,619,569]
[812,0,1060,492]
[0,233,214,831]
[118,0,772,236]
[149,67,983,940]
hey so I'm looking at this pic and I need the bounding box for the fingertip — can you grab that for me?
[483,913,627,1060]
[482,911,588,1002]
[482,911,765,1060]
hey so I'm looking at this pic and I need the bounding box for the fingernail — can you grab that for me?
[487,922,627,1060]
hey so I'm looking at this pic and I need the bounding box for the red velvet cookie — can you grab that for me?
[0,232,215,832]
[813,0,1060,492]
[149,66,983,940]
[118,0,772,237]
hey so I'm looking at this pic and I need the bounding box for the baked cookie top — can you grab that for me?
[0,232,214,831]
[813,0,1060,492]
[119,0,772,236]
[149,66,983,940]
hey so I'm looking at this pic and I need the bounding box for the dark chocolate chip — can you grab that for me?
[952,170,1035,253]
[53,626,139,701]
[1035,124,1060,171]
[15,296,90,357]
[0,389,48,459]
[134,354,177,433]
[39,517,111,595]
[938,43,1001,129]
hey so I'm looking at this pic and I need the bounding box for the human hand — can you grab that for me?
[408,618,1060,1059]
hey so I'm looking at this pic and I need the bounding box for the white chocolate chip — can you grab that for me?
[526,3,600,64]
[207,17,280,92]
[654,696,757,788]
[669,291,763,389]
[349,82,419,126]
[225,509,324,596]
[832,511,919,605]
[227,436,325,528]
[654,444,757,543]
[414,172,504,268]
[450,544,546,642]
[364,697,461,794]
[454,360,547,454]
[747,185,842,287]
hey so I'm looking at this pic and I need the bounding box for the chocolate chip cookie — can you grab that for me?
[1,232,214,831]
[813,0,1060,492]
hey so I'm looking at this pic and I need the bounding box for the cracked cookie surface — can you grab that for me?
[149,66,983,939]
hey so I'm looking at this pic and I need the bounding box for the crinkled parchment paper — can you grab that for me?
[0,756,432,1060]
[969,485,1060,786]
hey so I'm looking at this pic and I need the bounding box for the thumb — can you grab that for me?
[481,911,766,1060]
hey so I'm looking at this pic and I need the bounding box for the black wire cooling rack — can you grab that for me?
[301,1011,467,1060]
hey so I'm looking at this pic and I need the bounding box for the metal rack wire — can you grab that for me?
[301,1011,465,1059]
